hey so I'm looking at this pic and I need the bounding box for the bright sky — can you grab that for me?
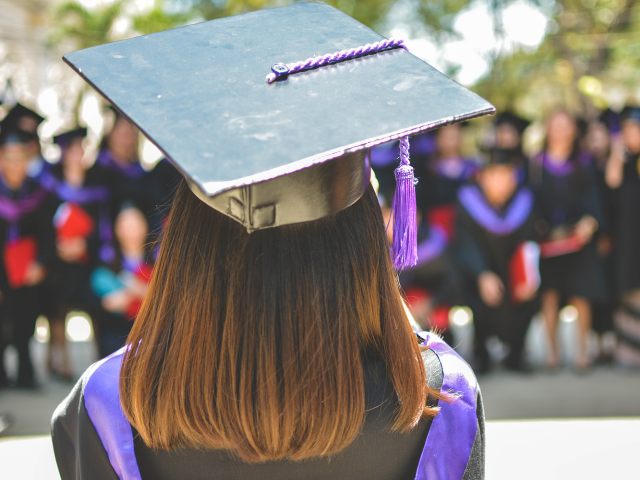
[392,0,549,85]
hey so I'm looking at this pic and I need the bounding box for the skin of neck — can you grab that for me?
[3,175,25,192]
[546,141,573,163]
[121,243,144,259]
[62,162,86,188]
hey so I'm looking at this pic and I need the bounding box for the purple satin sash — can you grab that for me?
[83,334,478,480]
[413,224,448,266]
[40,170,110,204]
[415,332,479,480]
[534,151,591,177]
[458,185,534,235]
[433,157,478,180]
[84,347,142,480]
[96,150,146,179]
[0,188,47,223]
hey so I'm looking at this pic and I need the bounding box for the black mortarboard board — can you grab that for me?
[0,127,32,146]
[53,127,88,150]
[494,111,530,135]
[63,2,494,232]
[621,106,640,125]
[0,113,33,145]
[2,103,45,136]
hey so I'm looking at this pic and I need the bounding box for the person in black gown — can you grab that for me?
[96,108,180,236]
[585,111,618,362]
[455,149,539,373]
[605,105,640,365]
[41,128,112,379]
[0,121,55,388]
[531,111,605,370]
[90,201,153,358]
[0,103,49,183]
[51,5,492,478]
[493,111,530,183]
[398,124,477,339]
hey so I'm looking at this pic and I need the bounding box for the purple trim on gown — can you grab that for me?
[534,151,591,177]
[371,142,398,168]
[413,224,448,267]
[96,150,146,179]
[84,347,142,480]
[39,170,110,204]
[83,333,478,480]
[432,157,478,181]
[0,188,47,223]
[415,332,479,480]
[457,185,534,235]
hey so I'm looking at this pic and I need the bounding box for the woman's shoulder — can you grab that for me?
[51,348,134,480]
[416,332,485,480]
[52,348,126,437]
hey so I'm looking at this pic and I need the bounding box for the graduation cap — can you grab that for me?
[1,103,44,137]
[0,114,33,145]
[53,127,88,152]
[62,2,494,267]
[495,111,530,135]
[621,106,640,125]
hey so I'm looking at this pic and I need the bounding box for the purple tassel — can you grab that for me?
[391,136,417,270]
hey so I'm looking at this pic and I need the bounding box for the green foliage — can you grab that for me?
[50,0,126,49]
[132,5,191,35]
[476,0,640,118]
[50,0,640,119]
[50,0,477,51]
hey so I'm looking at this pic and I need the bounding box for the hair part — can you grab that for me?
[120,180,438,462]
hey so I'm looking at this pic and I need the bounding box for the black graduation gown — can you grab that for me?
[530,152,607,301]
[400,156,478,307]
[591,161,617,332]
[52,336,485,480]
[415,155,478,213]
[454,184,539,367]
[0,178,56,385]
[96,150,181,234]
[42,164,113,317]
[613,152,640,295]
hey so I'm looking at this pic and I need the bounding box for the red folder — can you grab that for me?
[509,241,541,304]
[123,263,154,320]
[427,205,457,240]
[53,202,95,240]
[3,236,37,289]
[539,232,584,258]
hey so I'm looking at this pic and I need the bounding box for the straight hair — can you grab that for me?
[120,180,439,462]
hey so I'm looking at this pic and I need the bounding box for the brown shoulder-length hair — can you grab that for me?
[120,180,439,462]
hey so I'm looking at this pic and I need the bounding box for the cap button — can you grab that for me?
[271,63,289,78]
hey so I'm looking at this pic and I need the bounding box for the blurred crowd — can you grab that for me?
[0,101,180,388]
[1,96,640,388]
[374,106,640,374]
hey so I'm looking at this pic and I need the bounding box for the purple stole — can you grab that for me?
[0,182,48,242]
[433,157,478,181]
[83,332,478,480]
[96,150,146,179]
[40,170,115,262]
[533,151,591,177]
[40,170,110,205]
[414,224,448,266]
[0,188,47,224]
[458,185,534,235]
